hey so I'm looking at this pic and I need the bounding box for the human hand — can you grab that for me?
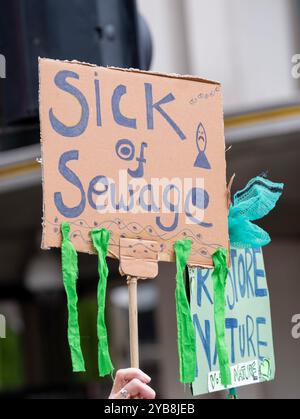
[109,368,156,399]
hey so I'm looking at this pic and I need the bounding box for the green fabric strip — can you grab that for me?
[212,248,231,387]
[61,222,86,372]
[174,239,196,384]
[91,228,114,377]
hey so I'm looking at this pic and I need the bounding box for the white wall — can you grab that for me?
[138,0,299,111]
[137,0,189,74]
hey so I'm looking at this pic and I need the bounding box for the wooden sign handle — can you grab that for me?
[127,276,139,369]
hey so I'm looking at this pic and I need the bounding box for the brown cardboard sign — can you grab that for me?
[39,58,228,267]
[119,238,159,279]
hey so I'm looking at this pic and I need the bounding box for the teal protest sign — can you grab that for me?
[189,247,275,395]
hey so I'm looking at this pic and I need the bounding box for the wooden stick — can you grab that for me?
[127,276,139,368]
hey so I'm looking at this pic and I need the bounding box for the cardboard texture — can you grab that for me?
[119,238,159,279]
[189,247,275,396]
[39,58,228,267]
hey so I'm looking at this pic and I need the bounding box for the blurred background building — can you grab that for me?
[0,0,299,399]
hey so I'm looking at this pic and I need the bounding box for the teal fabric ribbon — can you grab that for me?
[91,228,114,377]
[227,388,238,399]
[61,222,86,372]
[174,239,197,384]
[212,247,231,387]
[228,176,284,248]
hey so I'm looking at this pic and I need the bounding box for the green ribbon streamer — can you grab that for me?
[174,239,196,384]
[91,228,114,377]
[212,247,231,387]
[61,222,86,372]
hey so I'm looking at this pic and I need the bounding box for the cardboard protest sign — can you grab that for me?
[39,58,228,267]
[189,247,275,395]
